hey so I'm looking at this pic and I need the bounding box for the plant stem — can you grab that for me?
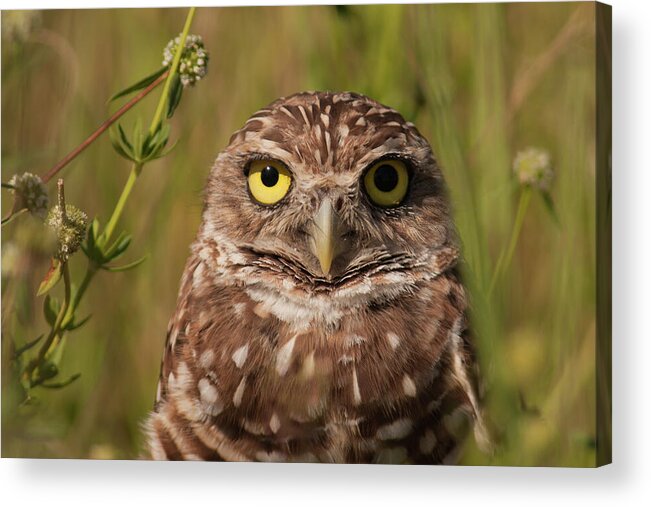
[27,261,71,385]
[97,7,196,247]
[62,263,98,328]
[149,7,196,134]
[1,207,27,226]
[488,187,532,296]
[98,162,142,247]
[41,71,169,184]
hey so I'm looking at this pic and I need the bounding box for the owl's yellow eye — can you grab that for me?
[363,159,409,207]
[247,160,292,205]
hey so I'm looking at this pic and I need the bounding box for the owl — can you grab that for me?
[144,91,489,464]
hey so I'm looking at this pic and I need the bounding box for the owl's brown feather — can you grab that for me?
[144,91,488,463]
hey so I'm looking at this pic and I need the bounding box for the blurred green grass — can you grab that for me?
[1,3,598,465]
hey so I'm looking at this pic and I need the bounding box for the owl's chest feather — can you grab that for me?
[147,268,476,463]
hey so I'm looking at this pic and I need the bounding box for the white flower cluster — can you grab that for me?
[162,33,208,87]
[513,147,554,192]
[46,204,88,262]
[8,172,49,219]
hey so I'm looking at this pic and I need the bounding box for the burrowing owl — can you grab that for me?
[144,91,488,463]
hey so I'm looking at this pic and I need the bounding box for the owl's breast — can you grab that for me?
[148,257,479,463]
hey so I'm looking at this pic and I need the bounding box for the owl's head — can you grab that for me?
[201,91,457,301]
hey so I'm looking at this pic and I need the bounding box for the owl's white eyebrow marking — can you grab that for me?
[419,429,438,454]
[276,335,297,376]
[386,332,401,350]
[231,343,249,369]
[376,418,413,440]
[269,413,281,433]
[402,375,417,397]
[233,376,247,407]
[199,349,215,369]
[352,367,362,405]
[197,377,223,416]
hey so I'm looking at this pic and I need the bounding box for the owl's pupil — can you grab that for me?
[374,164,399,192]
[261,166,279,187]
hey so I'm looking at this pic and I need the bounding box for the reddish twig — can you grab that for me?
[41,70,169,184]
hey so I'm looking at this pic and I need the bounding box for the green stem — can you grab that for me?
[97,7,196,247]
[98,162,142,247]
[1,207,27,226]
[62,263,97,328]
[488,187,532,296]
[149,7,196,134]
[27,262,71,383]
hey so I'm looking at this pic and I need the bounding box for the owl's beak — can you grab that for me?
[309,198,342,277]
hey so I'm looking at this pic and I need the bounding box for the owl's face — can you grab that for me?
[201,91,454,300]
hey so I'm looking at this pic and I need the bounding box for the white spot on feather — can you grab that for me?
[231,343,249,369]
[376,418,413,440]
[386,332,401,350]
[198,377,223,416]
[233,376,247,407]
[352,367,362,405]
[276,336,297,376]
[199,349,215,369]
[402,375,417,397]
[269,413,281,433]
[344,334,366,347]
[419,430,438,454]
[233,302,246,316]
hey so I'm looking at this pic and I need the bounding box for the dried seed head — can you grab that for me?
[46,204,88,262]
[162,33,209,88]
[513,147,553,192]
[8,172,49,219]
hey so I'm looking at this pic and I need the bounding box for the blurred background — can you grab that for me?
[1,3,599,466]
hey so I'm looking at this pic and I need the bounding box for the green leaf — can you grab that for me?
[64,314,92,331]
[109,124,135,162]
[540,191,560,227]
[108,66,167,103]
[43,295,61,326]
[13,334,44,359]
[117,123,133,153]
[41,373,81,389]
[105,231,132,261]
[166,74,184,119]
[101,254,148,272]
[37,259,62,296]
[133,117,143,160]
[48,335,67,367]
